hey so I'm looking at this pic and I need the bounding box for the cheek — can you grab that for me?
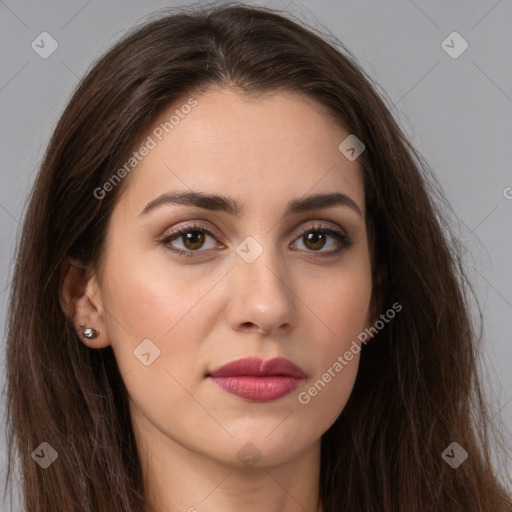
[295,268,371,418]
[293,281,369,433]
[98,245,233,401]
[100,244,221,341]
[98,253,219,438]
[309,264,373,350]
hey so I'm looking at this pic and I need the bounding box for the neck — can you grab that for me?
[132,408,323,512]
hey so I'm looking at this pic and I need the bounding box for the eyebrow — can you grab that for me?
[138,190,362,218]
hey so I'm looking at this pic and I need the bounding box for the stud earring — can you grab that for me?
[79,325,98,339]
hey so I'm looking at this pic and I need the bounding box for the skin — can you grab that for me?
[61,89,376,512]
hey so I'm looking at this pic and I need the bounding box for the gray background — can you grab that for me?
[1,0,511,507]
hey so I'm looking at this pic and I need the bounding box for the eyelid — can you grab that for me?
[161,220,223,240]
[295,220,347,236]
[161,219,346,240]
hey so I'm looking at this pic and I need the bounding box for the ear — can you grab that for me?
[59,257,111,349]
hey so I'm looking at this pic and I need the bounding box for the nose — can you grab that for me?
[225,238,297,336]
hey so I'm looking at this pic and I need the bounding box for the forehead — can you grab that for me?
[114,88,365,218]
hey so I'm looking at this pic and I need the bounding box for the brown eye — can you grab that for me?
[160,223,221,258]
[160,222,353,259]
[292,224,353,256]
[302,232,328,251]
[180,230,207,250]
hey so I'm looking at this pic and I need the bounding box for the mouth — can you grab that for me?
[206,356,306,402]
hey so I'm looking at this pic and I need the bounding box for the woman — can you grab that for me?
[4,2,511,511]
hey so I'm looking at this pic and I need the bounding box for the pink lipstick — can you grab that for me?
[207,356,306,402]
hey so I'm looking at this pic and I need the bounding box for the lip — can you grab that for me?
[207,356,306,402]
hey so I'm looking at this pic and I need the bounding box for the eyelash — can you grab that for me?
[159,222,354,259]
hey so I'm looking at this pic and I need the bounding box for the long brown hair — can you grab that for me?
[4,2,511,510]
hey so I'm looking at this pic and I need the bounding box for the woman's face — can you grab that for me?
[87,89,374,468]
